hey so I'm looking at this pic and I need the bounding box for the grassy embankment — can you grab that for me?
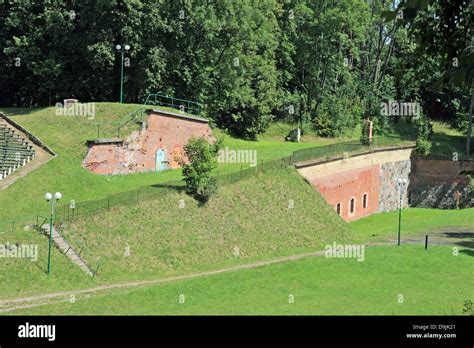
[0,167,352,300]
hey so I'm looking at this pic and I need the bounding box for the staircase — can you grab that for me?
[41,224,95,277]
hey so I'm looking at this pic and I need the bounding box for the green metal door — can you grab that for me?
[155,149,167,172]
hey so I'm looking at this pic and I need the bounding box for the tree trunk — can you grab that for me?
[466,86,474,156]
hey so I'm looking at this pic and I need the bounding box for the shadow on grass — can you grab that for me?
[442,231,474,256]
[150,183,213,207]
[150,183,186,193]
[0,107,49,117]
[460,249,474,257]
[382,118,418,140]
[431,131,472,160]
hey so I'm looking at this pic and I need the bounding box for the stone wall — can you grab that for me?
[408,158,473,208]
[378,159,411,212]
[297,148,473,218]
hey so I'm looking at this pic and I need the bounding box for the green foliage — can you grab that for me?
[414,137,432,156]
[312,113,335,137]
[0,0,470,142]
[416,116,434,140]
[414,116,433,156]
[182,137,217,203]
[463,300,474,316]
[466,176,474,200]
[360,120,370,145]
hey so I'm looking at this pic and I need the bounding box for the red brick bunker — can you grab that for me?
[83,109,214,175]
[296,148,414,221]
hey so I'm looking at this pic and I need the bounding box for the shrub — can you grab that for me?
[414,116,433,156]
[414,138,432,156]
[312,113,335,137]
[182,137,217,203]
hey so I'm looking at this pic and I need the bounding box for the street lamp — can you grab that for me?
[45,191,62,275]
[116,44,130,103]
[396,178,408,246]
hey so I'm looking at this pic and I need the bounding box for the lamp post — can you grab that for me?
[116,44,130,103]
[396,178,408,246]
[45,192,62,275]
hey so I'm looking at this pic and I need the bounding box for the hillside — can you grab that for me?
[61,167,353,283]
[0,103,348,221]
[0,167,352,300]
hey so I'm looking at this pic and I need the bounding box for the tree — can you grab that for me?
[384,0,473,155]
[182,137,217,204]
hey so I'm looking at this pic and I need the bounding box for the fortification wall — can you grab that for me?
[83,110,214,175]
[409,158,473,209]
[297,148,413,221]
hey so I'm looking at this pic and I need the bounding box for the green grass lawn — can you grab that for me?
[0,167,352,300]
[351,207,474,244]
[10,245,473,315]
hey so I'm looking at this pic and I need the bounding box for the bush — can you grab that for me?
[414,116,433,156]
[182,137,217,203]
[414,138,432,156]
[312,113,335,137]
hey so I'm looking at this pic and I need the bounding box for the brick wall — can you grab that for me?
[311,165,380,221]
[297,148,413,221]
[83,110,214,175]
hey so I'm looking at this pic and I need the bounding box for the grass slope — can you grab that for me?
[0,104,349,221]
[62,167,352,283]
[11,245,474,315]
[0,228,92,299]
[2,103,464,223]
[0,167,351,300]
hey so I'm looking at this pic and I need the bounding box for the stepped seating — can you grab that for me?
[0,123,35,181]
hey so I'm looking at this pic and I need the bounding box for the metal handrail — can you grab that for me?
[144,93,202,115]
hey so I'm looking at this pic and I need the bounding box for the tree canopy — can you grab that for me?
[0,0,471,142]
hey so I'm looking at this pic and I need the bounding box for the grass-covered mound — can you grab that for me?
[0,167,351,300]
[62,167,352,283]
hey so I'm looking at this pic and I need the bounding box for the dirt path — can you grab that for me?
[0,234,469,314]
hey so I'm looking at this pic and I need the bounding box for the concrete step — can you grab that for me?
[41,224,95,277]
